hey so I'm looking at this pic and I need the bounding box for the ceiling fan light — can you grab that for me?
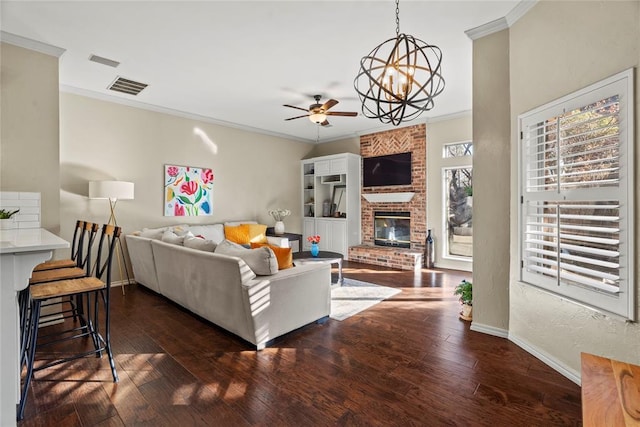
[309,112,327,124]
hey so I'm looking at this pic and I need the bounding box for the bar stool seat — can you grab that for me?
[29,267,86,284]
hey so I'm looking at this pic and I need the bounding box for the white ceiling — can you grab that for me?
[1,1,520,143]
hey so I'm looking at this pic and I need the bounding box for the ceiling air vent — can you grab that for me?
[108,76,148,96]
[89,54,120,68]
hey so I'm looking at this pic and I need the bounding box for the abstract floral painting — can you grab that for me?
[164,164,214,216]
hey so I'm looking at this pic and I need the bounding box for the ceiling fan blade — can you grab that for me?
[283,104,309,112]
[284,114,309,121]
[326,111,358,117]
[321,120,330,127]
[321,99,339,111]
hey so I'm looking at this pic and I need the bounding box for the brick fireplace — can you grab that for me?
[349,123,426,271]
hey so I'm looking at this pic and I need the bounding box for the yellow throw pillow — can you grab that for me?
[224,224,250,244]
[247,224,268,244]
[251,242,293,270]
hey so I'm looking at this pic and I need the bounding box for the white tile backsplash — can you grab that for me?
[0,192,41,228]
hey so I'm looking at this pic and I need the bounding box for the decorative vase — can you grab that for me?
[460,303,473,321]
[274,221,285,235]
[310,242,319,257]
[0,218,16,230]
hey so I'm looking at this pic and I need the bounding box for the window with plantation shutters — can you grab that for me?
[518,69,634,320]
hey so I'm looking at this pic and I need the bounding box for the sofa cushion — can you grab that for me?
[224,224,250,245]
[247,224,268,243]
[139,227,166,240]
[215,239,278,276]
[162,230,193,245]
[251,242,293,270]
[188,224,225,243]
[184,235,217,252]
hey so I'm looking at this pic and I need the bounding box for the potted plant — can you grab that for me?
[0,209,20,230]
[454,279,472,321]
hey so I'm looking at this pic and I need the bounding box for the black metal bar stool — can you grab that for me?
[18,224,121,421]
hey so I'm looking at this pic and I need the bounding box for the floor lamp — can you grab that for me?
[89,180,134,295]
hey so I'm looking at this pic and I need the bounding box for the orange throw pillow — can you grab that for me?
[251,242,293,270]
[247,224,268,244]
[224,224,250,244]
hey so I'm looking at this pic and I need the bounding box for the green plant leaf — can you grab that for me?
[177,196,191,205]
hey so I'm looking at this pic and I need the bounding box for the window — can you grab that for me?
[519,69,634,319]
[443,142,473,158]
[444,167,472,258]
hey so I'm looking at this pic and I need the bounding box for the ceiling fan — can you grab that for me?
[284,95,358,126]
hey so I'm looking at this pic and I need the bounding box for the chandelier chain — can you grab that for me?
[395,0,400,36]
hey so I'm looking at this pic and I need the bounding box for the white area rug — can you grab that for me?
[330,278,401,321]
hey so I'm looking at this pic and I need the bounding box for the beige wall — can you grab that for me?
[507,1,640,379]
[305,136,360,158]
[426,114,472,272]
[0,43,61,231]
[472,29,511,334]
[59,93,314,282]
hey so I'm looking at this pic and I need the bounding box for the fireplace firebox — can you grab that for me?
[374,211,410,248]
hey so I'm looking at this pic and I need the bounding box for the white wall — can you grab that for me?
[59,92,314,282]
[507,1,640,379]
[426,114,473,272]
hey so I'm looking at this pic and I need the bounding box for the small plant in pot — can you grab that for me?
[454,279,472,321]
[0,209,20,219]
[0,209,20,230]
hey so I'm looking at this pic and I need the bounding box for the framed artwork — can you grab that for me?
[164,164,214,216]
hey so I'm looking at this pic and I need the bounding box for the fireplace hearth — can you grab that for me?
[374,211,410,248]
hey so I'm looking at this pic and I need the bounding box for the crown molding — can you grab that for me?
[465,17,509,41]
[0,31,66,57]
[465,0,538,40]
[505,0,538,26]
[60,85,308,144]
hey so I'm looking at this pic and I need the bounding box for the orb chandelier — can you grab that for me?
[354,0,445,126]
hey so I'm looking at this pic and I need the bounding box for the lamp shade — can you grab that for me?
[89,181,134,200]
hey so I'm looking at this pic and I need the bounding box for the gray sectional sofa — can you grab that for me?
[126,222,331,349]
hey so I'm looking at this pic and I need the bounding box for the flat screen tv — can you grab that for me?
[363,152,412,187]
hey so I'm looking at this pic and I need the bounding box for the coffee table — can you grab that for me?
[293,250,343,285]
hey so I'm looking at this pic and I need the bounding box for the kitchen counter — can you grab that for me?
[0,228,69,426]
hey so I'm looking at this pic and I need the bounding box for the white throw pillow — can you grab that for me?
[139,227,166,240]
[162,230,193,245]
[215,239,278,276]
[184,235,217,252]
[188,224,225,243]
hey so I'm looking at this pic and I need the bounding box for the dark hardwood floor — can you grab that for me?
[19,261,582,426]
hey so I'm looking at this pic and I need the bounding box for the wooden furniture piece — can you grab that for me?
[581,352,640,426]
[266,228,302,253]
[32,220,84,271]
[293,250,343,285]
[0,228,69,427]
[18,224,121,420]
[301,153,361,258]
[28,222,99,285]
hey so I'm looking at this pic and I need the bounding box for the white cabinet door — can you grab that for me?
[315,219,347,255]
[329,157,347,174]
[315,219,331,251]
[329,220,347,255]
[314,160,331,176]
[302,218,315,250]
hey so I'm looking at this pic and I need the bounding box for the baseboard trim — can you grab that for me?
[508,333,581,385]
[111,279,135,288]
[470,321,509,338]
